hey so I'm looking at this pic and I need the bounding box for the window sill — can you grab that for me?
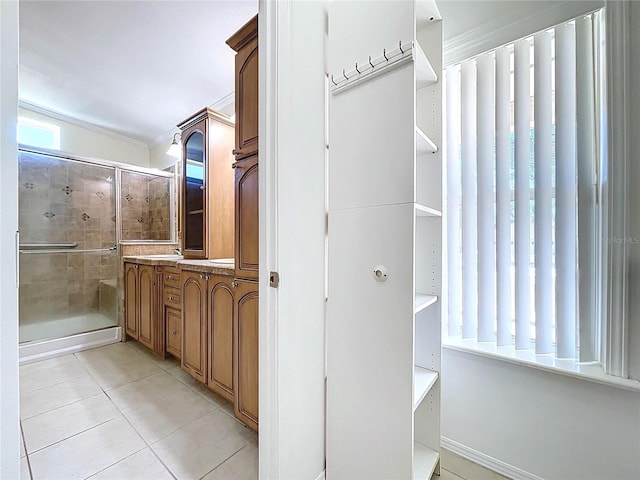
[443,336,640,392]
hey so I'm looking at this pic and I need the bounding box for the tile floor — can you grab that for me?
[19,341,509,480]
[19,341,257,480]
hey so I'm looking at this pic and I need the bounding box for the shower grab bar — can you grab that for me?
[19,245,117,254]
[19,242,79,250]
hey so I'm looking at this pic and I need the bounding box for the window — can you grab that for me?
[444,11,604,363]
[17,117,61,149]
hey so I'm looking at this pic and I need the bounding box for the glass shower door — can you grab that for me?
[18,151,118,343]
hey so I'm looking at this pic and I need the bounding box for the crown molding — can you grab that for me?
[18,100,149,149]
[443,0,603,66]
[209,91,234,112]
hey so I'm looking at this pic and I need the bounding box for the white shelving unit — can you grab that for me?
[327,1,443,479]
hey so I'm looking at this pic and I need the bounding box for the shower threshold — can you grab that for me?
[19,326,122,365]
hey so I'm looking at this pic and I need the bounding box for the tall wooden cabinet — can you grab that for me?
[178,108,235,260]
[327,1,443,478]
[227,14,260,432]
[227,15,259,281]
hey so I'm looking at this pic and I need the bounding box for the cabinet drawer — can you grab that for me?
[164,289,182,308]
[164,269,181,289]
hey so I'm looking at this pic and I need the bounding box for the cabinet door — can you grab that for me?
[124,263,138,339]
[234,279,259,431]
[235,154,259,280]
[166,307,182,358]
[207,276,235,402]
[138,265,155,350]
[235,35,258,157]
[182,271,207,382]
[181,122,207,259]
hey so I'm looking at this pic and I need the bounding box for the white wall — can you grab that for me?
[19,106,150,166]
[259,1,327,478]
[0,1,20,478]
[148,136,179,171]
[441,2,640,479]
[442,349,640,480]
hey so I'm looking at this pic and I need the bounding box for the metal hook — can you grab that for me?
[369,55,375,68]
[383,48,389,61]
[342,69,349,80]
[331,74,338,86]
[355,62,361,74]
[399,40,404,54]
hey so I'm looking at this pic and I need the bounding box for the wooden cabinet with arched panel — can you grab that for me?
[178,108,235,260]
[181,270,207,382]
[207,276,235,402]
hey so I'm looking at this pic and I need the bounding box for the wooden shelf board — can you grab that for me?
[415,42,438,89]
[413,366,438,411]
[415,204,441,217]
[414,293,438,314]
[416,127,438,155]
[413,442,439,480]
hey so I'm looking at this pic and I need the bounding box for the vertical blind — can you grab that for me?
[445,12,601,359]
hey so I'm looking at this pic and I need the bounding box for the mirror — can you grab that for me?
[120,170,174,241]
[183,131,205,251]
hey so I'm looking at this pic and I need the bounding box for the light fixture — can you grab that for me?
[166,132,182,158]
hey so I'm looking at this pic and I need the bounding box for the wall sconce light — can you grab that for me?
[166,132,182,158]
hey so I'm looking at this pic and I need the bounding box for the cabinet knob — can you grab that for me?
[231,281,238,288]
[200,274,205,280]
[232,149,237,155]
[199,185,205,191]
[206,275,210,281]
[171,331,176,336]
[231,162,238,169]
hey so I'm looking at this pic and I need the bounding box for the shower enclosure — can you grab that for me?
[18,148,175,349]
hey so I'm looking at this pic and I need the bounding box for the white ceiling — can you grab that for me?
[19,0,257,145]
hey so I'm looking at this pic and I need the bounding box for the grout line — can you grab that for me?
[97,380,177,480]
[20,390,103,421]
[197,445,248,480]
[25,416,117,456]
[21,422,34,480]
[19,371,91,396]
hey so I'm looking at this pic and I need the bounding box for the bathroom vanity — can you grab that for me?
[122,14,259,433]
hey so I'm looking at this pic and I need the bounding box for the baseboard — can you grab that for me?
[442,437,545,480]
[19,327,122,365]
[314,470,325,480]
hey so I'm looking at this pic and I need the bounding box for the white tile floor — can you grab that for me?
[19,341,508,480]
[19,341,257,480]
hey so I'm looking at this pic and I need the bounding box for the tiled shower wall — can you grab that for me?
[120,172,171,240]
[18,152,118,325]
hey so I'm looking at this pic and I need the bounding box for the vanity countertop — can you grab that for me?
[123,255,235,275]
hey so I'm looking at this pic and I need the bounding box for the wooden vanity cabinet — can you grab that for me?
[124,262,155,351]
[162,267,182,358]
[181,270,208,382]
[180,271,235,402]
[207,276,235,402]
[165,308,182,358]
[179,108,235,261]
[234,279,259,431]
